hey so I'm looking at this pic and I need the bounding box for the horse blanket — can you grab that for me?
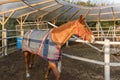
[22,29,62,62]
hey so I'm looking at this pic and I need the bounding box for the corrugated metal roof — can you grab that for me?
[0,0,120,22]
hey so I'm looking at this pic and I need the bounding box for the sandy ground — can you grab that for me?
[0,42,120,80]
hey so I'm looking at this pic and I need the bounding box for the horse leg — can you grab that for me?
[45,64,52,79]
[48,62,60,80]
[29,54,35,68]
[24,51,30,78]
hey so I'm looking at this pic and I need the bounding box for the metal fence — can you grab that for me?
[1,22,120,80]
[0,29,19,56]
[0,21,49,57]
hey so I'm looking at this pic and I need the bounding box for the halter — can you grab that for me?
[75,21,92,40]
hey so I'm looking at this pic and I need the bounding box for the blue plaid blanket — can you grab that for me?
[22,30,61,62]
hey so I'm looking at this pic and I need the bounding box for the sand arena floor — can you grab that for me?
[0,42,120,80]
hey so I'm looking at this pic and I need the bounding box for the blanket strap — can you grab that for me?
[26,30,33,48]
[37,29,52,55]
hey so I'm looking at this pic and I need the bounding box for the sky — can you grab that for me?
[80,0,120,4]
[71,0,120,5]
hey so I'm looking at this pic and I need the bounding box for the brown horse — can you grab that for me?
[22,15,95,80]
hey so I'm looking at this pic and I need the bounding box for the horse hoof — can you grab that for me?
[29,64,34,69]
[45,76,48,79]
[29,65,32,69]
[26,73,30,78]
[45,77,48,80]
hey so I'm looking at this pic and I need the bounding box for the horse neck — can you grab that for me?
[51,21,76,48]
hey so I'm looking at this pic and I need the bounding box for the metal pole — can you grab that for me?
[66,41,69,47]
[104,39,110,80]
[58,60,62,73]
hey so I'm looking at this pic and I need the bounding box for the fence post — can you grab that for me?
[104,39,110,80]
[66,41,69,47]
[2,29,7,56]
[58,60,62,73]
[21,29,24,37]
[4,29,7,55]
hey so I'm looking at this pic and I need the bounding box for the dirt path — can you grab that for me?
[0,43,120,80]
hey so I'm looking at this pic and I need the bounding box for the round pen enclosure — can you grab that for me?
[1,0,120,80]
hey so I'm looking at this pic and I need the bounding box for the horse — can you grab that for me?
[22,15,95,80]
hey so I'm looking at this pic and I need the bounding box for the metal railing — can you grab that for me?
[1,22,120,80]
[0,29,19,56]
[0,21,49,56]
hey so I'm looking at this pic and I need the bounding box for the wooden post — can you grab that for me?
[1,14,7,56]
[111,7,116,40]
[16,15,29,37]
[96,22,100,40]
[66,41,69,47]
[1,23,7,56]
[3,29,7,55]
[98,9,101,40]
[58,60,62,73]
[20,17,24,37]
[104,39,110,80]
[1,11,15,56]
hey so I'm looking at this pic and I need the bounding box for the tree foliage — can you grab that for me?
[63,0,109,7]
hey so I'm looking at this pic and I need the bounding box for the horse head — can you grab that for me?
[74,15,95,43]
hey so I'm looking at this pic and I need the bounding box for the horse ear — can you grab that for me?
[79,15,83,20]
[78,15,84,22]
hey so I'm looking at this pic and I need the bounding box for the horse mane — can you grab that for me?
[52,20,76,33]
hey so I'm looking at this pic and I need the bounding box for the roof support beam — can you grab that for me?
[88,10,120,16]
[16,15,29,37]
[96,9,101,39]
[18,3,58,18]
[16,14,29,25]
[5,11,15,24]
[37,5,64,21]
[0,10,15,26]
[111,7,116,24]
[0,0,21,5]
[83,9,90,19]
[53,7,72,20]
[87,18,120,22]
[68,9,80,21]
[0,0,54,14]
[52,7,72,24]
[98,9,101,22]
[111,7,116,40]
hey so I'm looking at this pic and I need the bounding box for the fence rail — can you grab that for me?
[0,29,19,56]
[47,22,120,80]
[1,22,120,80]
[0,21,49,56]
